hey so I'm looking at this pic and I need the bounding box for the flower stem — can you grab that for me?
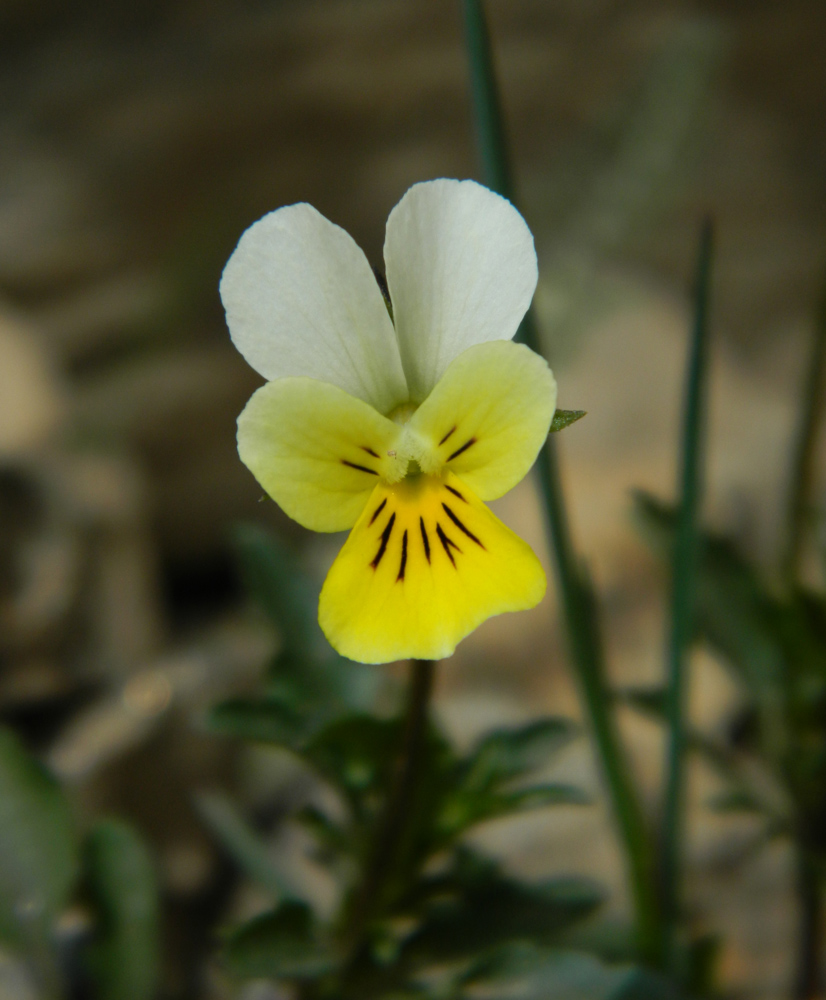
[783,279,826,584]
[462,0,662,963]
[342,659,435,957]
[660,219,713,966]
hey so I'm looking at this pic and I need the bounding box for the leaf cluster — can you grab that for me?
[206,526,610,999]
[631,491,826,855]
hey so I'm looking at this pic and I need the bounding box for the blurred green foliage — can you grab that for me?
[83,821,160,1000]
[0,729,159,1000]
[632,491,826,859]
[204,526,676,1000]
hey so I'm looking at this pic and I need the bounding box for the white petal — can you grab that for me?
[221,203,408,414]
[383,179,538,402]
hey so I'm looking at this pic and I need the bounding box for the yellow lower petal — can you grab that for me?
[318,472,545,663]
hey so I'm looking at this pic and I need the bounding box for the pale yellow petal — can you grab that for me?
[237,377,406,532]
[318,472,545,663]
[406,340,557,500]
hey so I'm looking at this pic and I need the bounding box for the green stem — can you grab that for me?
[783,282,826,584]
[342,659,435,957]
[462,0,661,963]
[462,0,513,199]
[536,415,662,963]
[794,846,823,1000]
[660,220,714,964]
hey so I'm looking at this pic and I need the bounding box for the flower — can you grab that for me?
[221,179,557,664]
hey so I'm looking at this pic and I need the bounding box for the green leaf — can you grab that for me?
[550,410,587,433]
[437,784,589,842]
[300,715,462,882]
[223,901,335,981]
[460,718,578,793]
[497,783,591,810]
[465,949,673,1000]
[303,715,400,804]
[0,727,78,951]
[456,940,551,988]
[403,850,603,964]
[304,715,452,804]
[195,791,305,902]
[83,820,160,1000]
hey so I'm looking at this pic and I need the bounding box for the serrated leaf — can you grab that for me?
[403,850,603,964]
[83,820,160,1000]
[460,719,578,794]
[0,727,78,952]
[223,901,335,981]
[550,410,587,433]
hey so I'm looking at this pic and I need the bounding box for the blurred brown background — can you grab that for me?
[1,1,825,997]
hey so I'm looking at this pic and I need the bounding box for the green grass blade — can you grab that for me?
[660,219,714,961]
[462,0,661,963]
[462,0,513,201]
[783,279,826,582]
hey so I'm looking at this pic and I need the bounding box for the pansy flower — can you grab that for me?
[221,179,557,664]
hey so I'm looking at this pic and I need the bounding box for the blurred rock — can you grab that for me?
[0,309,63,457]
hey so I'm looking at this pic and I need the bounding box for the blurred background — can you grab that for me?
[1,1,825,997]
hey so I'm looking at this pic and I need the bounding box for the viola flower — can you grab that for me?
[221,179,556,664]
